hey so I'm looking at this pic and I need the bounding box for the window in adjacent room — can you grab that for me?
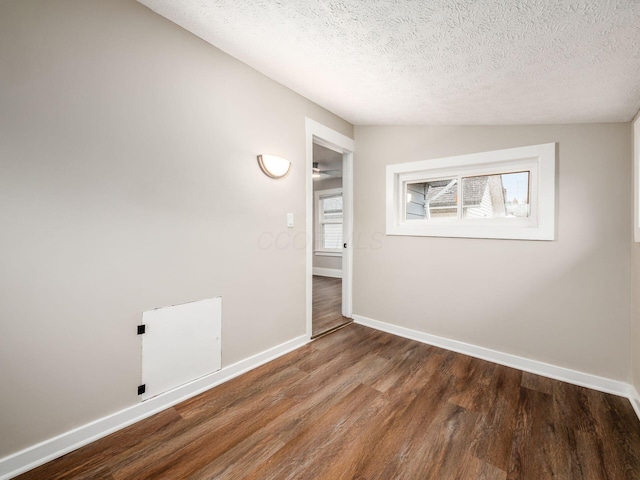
[315,188,343,254]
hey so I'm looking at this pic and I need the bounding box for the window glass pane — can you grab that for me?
[322,195,343,222]
[462,172,529,219]
[323,223,342,249]
[318,192,343,250]
[503,172,530,218]
[405,179,458,219]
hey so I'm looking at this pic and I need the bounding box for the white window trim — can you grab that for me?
[315,187,344,255]
[314,251,342,257]
[634,114,640,242]
[386,143,556,241]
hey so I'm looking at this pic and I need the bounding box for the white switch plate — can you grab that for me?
[287,213,294,228]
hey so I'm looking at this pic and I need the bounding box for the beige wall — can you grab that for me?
[353,124,631,382]
[0,0,351,457]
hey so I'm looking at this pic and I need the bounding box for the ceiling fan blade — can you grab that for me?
[312,162,342,177]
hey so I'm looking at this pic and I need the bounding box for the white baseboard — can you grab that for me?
[630,386,640,421]
[353,315,634,401]
[0,335,309,480]
[312,267,342,278]
[4,319,639,480]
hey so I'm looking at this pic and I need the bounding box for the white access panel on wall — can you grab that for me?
[140,297,221,401]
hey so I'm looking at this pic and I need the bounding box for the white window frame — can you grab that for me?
[386,143,556,240]
[315,187,343,256]
[634,114,640,242]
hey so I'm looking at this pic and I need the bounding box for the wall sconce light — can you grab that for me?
[257,154,291,179]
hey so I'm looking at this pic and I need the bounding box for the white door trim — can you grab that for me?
[305,119,354,338]
[341,149,354,318]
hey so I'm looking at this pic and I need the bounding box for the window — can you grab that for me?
[405,171,531,221]
[386,143,556,240]
[315,188,343,254]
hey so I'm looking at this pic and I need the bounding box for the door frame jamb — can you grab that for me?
[305,118,355,339]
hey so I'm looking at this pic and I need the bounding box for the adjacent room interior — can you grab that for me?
[311,142,352,338]
[1,1,640,479]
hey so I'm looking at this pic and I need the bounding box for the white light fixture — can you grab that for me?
[257,154,291,179]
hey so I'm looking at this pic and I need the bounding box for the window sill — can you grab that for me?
[314,251,342,257]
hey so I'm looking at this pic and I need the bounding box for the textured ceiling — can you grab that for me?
[138,0,640,125]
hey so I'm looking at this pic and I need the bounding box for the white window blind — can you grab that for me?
[315,189,343,253]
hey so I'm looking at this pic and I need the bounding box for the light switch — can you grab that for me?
[287,213,294,228]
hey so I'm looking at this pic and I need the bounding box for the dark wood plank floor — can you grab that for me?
[16,324,640,480]
[312,275,351,337]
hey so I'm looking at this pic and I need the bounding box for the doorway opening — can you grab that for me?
[305,119,354,340]
[311,144,350,337]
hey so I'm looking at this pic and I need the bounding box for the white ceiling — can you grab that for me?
[138,0,640,125]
